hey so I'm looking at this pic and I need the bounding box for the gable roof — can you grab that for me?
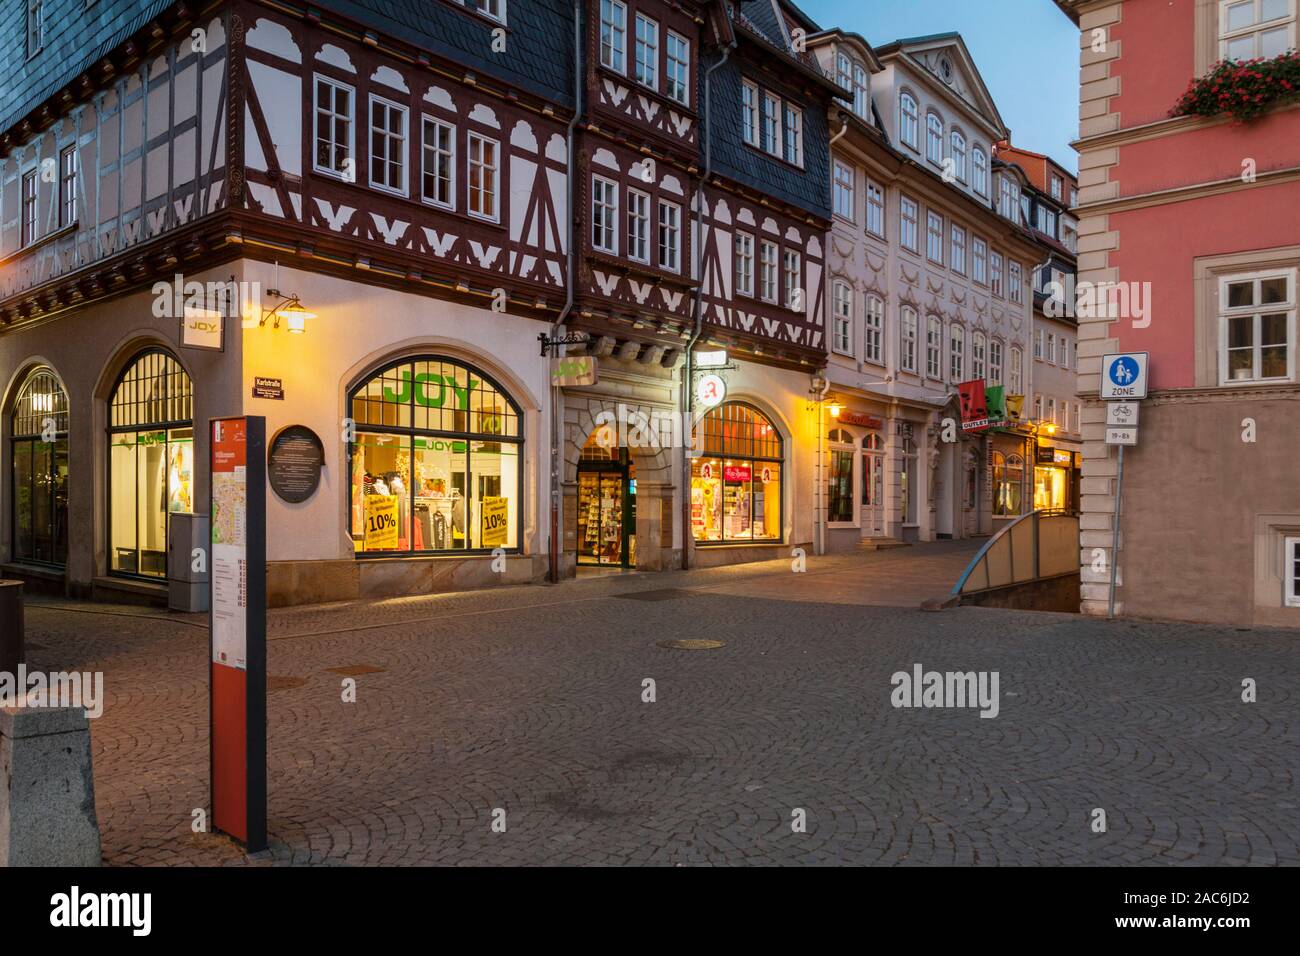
[731,0,845,97]
[874,33,1008,140]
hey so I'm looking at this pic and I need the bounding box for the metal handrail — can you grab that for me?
[950,509,1079,597]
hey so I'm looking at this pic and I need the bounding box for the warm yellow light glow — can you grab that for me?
[1043,422,1057,435]
[828,402,842,419]
[281,299,316,334]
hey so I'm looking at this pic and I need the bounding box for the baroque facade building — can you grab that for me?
[813,32,1041,547]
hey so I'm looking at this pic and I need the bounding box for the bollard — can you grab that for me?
[0,701,103,866]
[0,581,22,677]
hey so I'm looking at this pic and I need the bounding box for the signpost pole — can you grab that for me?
[1107,443,1124,619]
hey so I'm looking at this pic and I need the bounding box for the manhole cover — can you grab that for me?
[616,589,695,602]
[326,664,386,677]
[268,675,308,690]
[657,639,725,650]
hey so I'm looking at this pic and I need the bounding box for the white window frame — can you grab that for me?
[833,160,855,220]
[59,144,78,228]
[735,232,755,297]
[989,339,1003,385]
[368,94,409,196]
[949,324,965,382]
[658,200,681,272]
[26,0,43,58]
[784,249,803,311]
[972,237,988,285]
[866,181,885,238]
[832,280,853,355]
[20,169,37,247]
[900,305,918,373]
[900,195,919,253]
[865,294,884,365]
[1219,0,1297,60]
[990,250,1004,297]
[899,91,919,151]
[591,174,619,254]
[784,103,804,167]
[1009,262,1023,303]
[1285,535,1300,606]
[760,240,779,303]
[1010,347,1023,394]
[420,115,456,210]
[852,65,870,120]
[666,31,690,105]
[950,129,967,182]
[627,186,651,264]
[763,92,782,156]
[600,0,627,74]
[926,316,943,379]
[313,74,355,180]
[1047,332,1057,365]
[951,225,966,275]
[742,80,759,147]
[972,331,986,381]
[634,13,659,90]
[1217,268,1297,385]
[926,111,943,165]
[467,131,500,222]
[972,147,988,197]
[926,211,944,265]
[469,0,506,24]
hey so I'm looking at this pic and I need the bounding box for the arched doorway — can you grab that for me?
[107,349,195,578]
[575,425,636,567]
[10,367,70,567]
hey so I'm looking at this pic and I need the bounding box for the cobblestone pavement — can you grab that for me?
[22,541,1300,866]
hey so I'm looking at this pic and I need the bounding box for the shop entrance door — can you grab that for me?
[861,433,886,536]
[576,455,636,568]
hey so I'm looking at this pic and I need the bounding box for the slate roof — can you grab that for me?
[1,0,174,139]
[319,0,573,105]
[1,0,573,141]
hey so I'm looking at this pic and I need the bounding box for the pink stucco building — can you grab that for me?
[1057,0,1300,624]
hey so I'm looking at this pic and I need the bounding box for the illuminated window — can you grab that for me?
[349,356,522,556]
[690,403,782,543]
[11,368,69,568]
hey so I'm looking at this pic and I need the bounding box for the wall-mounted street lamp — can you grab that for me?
[259,290,317,334]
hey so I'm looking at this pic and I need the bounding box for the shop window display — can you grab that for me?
[349,357,521,555]
[108,351,194,578]
[10,368,70,567]
[690,402,782,543]
[993,451,1024,517]
[1034,464,1068,511]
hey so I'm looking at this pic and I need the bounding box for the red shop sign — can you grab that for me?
[724,465,752,482]
[838,411,883,429]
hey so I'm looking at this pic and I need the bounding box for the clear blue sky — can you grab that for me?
[798,0,1080,172]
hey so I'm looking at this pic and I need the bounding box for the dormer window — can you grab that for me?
[999,177,1020,221]
[26,0,42,58]
[852,65,869,119]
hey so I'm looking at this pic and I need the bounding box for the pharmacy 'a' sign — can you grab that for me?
[1100,352,1149,400]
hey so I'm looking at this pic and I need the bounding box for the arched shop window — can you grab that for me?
[690,402,782,543]
[827,427,855,524]
[11,368,70,567]
[108,350,195,578]
[349,356,522,555]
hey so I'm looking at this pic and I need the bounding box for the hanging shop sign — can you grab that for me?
[1005,394,1025,423]
[182,307,225,352]
[267,425,325,504]
[209,415,267,853]
[552,355,598,387]
[364,495,400,549]
[958,380,989,432]
[1100,352,1149,400]
[695,373,727,409]
[251,377,284,400]
[696,350,729,369]
[481,496,509,548]
[1036,445,1056,465]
